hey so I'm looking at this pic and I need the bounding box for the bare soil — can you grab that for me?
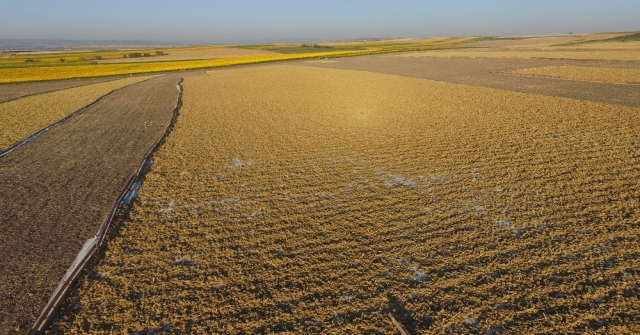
[50,65,640,334]
[0,75,157,151]
[5,50,638,334]
[0,74,184,334]
[0,77,120,104]
[298,55,640,108]
[512,66,640,84]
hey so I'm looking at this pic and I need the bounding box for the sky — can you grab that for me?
[1,0,639,44]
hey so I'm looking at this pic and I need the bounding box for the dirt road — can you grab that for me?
[0,74,183,333]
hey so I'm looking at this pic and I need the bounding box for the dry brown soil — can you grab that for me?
[2,47,636,334]
[0,77,121,104]
[0,74,184,334]
[50,65,640,334]
[299,55,640,108]
[512,66,640,84]
[0,75,158,151]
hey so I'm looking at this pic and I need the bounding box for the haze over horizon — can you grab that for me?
[1,0,639,44]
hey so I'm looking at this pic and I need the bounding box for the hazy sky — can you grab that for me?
[1,0,638,44]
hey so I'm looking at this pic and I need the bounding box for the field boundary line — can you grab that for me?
[28,77,184,335]
[0,75,161,158]
[503,71,640,85]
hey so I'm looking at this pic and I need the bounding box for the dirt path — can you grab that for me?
[299,55,640,108]
[0,74,184,334]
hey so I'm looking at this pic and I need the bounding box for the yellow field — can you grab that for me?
[51,66,639,334]
[1,45,237,64]
[96,47,278,63]
[0,75,157,151]
[512,66,640,83]
[0,51,367,84]
[397,50,640,61]
[0,39,477,84]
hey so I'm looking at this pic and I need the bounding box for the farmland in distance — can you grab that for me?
[49,65,640,334]
[0,38,474,84]
[397,50,640,61]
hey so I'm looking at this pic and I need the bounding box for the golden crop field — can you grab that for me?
[1,45,237,64]
[0,40,475,84]
[96,48,278,63]
[512,66,640,84]
[0,51,365,84]
[51,66,640,334]
[398,50,640,61]
[0,75,157,151]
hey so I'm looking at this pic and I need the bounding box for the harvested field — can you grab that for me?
[0,77,122,104]
[51,65,640,334]
[462,34,630,49]
[512,66,640,84]
[463,36,578,49]
[96,47,278,63]
[555,41,640,51]
[0,51,365,84]
[0,75,158,151]
[0,39,495,84]
[300,55,640,108]
[0,74,185,334]
[399,50,640,61]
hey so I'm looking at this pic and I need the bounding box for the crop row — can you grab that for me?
[52,66,640,334]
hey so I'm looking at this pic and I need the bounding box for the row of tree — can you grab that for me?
[123,51,165,58]
[300,44,335,49]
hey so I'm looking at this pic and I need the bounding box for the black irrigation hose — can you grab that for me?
[28,78,184,335]
[0,75,159,159]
